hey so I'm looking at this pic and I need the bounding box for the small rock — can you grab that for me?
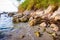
[30,12,36,17]
[35,31,40,37]
[20,35,25,39]
[50,24,59,32]
[23,10,31,16]
[40,22,46,28]
[51,32,57,37]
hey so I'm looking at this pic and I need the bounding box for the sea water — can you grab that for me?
[0,13,14,31]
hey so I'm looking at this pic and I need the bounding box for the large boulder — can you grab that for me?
[35,10,44,17]
[34,16,42,24]
[23,10,31,16]
[29,15,42,26]
[29,19,36,26]
[44,5,58,14]
[13,13,23,23]
[50,7,60,21]
[42,5,58,19]
[13,15,19,23]
[19,16,28,22]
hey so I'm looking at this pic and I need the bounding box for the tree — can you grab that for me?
[18,0,59,12]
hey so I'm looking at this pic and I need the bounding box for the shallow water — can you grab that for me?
[0,13,14,31]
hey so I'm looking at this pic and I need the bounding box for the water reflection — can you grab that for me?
[0,13,14,31]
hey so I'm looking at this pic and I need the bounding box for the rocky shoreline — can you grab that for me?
[0,5,60,40]
[7,5,60,40]
[13,5,60,32]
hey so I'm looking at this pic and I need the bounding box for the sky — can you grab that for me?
[0,0,24,12]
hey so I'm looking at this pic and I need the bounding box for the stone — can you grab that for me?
[29,17,34,21]
[35,16,42,24]
[35,10,44,17]
[29,19,36,26]
[35,31,40,37]
[54,15,60,21]
[8,13,15,17]
[42,5,58,19]
[13,13,23,18]
[23,10,31,16]
[50,24,59,32]
[13,17,19,23]
[40,22,46,28]
[50,7,60,20]
[19,16,28,22]
[44,5,58,14]
[13,13,23,23]
[30,12,36,17]
[19,35,25,39]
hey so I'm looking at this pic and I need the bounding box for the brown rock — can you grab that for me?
[13,17,19,23]
[8,13,15,17]
[35,10,44,17]
[35,31,41,37]
[44,5,58,14]
[50,24,59,32]
[29,17,34,21]
[40,22,46,28]
[54,15,60,21]
[19,16,28,22]
[29,19,36,26]
[23,10,31,16]
[35,16,42,24]
[13,14,23,23]
[30,12,36,17]
[42,5,58,19]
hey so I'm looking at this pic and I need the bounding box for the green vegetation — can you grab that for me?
[18,0,60,12]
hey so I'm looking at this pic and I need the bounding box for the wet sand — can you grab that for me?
[0,22,60,40]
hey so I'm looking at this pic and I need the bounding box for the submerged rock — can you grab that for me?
[8,13,15,17]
